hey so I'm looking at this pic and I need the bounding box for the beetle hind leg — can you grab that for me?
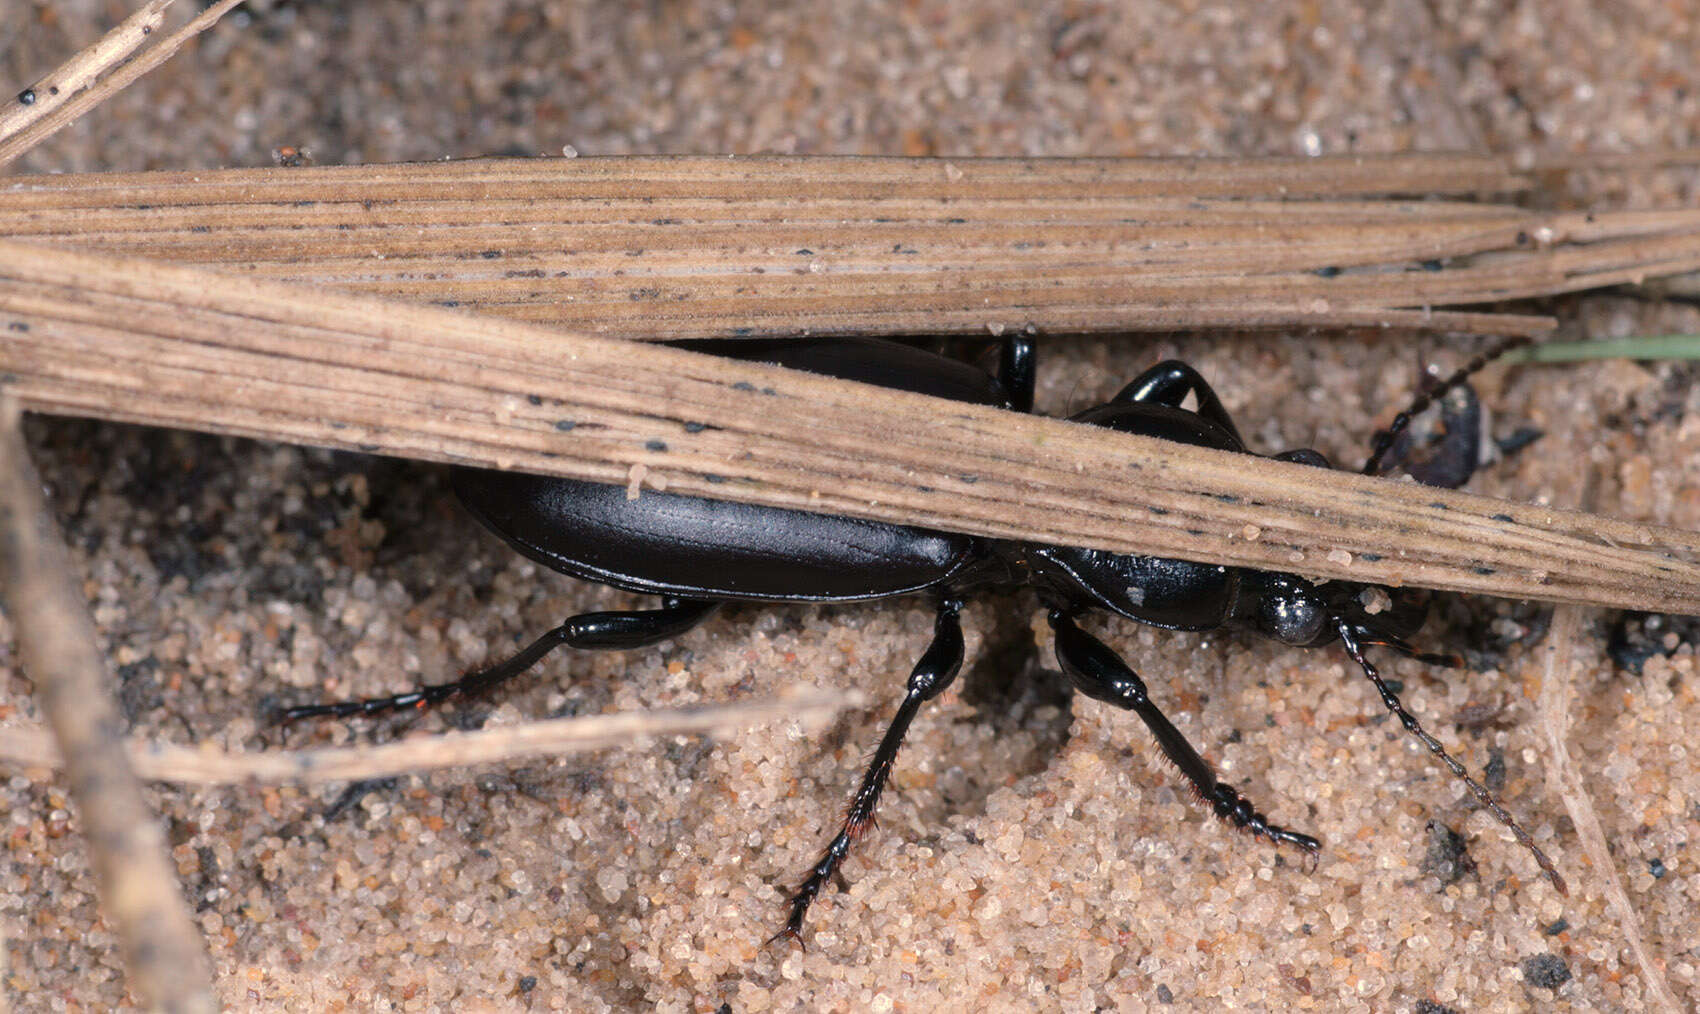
[1049,611,1320,854]
[275,596,719,721]
[774,598,965,945]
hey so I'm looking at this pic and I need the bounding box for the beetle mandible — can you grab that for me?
[283,334,1563,941]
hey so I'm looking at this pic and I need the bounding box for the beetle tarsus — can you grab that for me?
[778,598,964,941]
[1050,610,1322,855]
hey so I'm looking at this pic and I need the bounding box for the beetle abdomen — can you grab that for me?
[670,337,1012,406]
[454,337,1009,602]
[453,469,976,602]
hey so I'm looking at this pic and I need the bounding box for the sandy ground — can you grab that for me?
[4,1,1700,1011]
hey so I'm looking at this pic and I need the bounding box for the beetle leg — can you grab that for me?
[1348,626,1463,669]
[1111,360,1246,447]
[1272,447,1333,469]
[1049,610,1321,854]
[998,334,1036,414]
[1335,621,1568,895]
[276,597,719,721]
[1361,333,1532,476]
[775,598,965,945]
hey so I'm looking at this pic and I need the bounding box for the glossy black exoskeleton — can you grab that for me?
[283,334,1563,941]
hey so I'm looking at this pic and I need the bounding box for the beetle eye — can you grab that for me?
[1261,595,1326,645]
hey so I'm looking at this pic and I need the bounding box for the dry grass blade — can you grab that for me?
[0,0,171,147]
[0,391,215,1014]
[0,0,245,170]
[0,155,1611,339]
[0,687,863,786]
[2,238,1699,613]
[1538,604,1681,1013]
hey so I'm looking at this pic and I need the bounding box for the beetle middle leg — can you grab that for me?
[776,597,965,943]
[1111,360,1247,446]
[1049,610,1321,853]
[277,596,719,720]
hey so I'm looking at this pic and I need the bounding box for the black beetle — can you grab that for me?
[284,334,1562,940]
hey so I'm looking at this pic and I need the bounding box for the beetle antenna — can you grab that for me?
[1362,334,1533,477]
[1335,621,1567,895]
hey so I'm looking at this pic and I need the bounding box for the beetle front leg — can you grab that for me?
[1049,611,1320,854]
[277,596,719,720]
[998,334,1036,414]
[775,597,965,944]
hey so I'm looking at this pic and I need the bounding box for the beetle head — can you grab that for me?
[1245,572,1434,654]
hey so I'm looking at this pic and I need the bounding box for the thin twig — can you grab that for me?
[0,0,245,170]
[1,239,1698,613]
[1533,464,1679,1010]
[1537,604,1680,1012]
[0,686,862,786]
[0,392,215,1013]
[0,911,9,1014]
